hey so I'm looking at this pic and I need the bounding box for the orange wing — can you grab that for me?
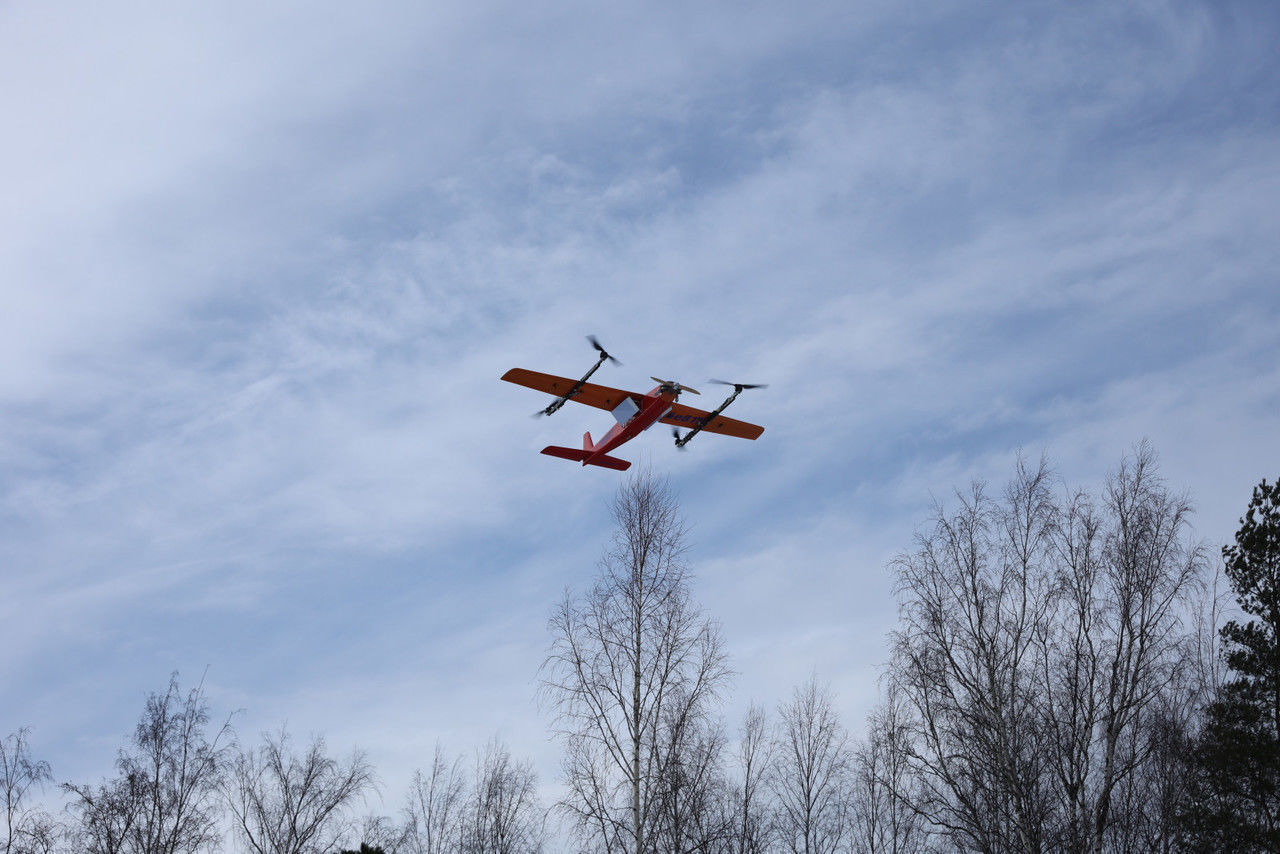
[660,402,764,440]
[501,368,642,411]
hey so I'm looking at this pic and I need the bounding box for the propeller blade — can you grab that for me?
[587,335,620,365]
[650,376,701,396]
[651,376,699,395]
[709,379,768,391]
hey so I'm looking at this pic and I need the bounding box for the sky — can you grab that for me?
[2,0,1278,829]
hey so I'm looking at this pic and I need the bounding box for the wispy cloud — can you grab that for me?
[1,0,1277,813]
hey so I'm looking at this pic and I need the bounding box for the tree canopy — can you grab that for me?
[1180,478,1280,851]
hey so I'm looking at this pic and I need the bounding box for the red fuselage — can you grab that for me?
[584,386,677,464]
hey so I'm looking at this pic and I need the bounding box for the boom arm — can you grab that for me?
[540,349,611,416]
[673,383,758,447]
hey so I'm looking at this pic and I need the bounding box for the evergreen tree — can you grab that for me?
[1181,478,1280,850]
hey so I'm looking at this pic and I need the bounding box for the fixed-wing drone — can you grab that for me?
[501,336,765,471]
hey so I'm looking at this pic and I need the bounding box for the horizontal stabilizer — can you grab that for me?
[540,446,632,471]
[586,454,631,471]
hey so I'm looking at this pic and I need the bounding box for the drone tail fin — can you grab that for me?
[540,445,632,471]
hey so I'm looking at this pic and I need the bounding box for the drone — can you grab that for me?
[501,336,765,471]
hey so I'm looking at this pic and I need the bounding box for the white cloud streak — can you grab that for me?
[1,0,1277,822]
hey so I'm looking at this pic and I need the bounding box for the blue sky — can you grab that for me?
[2,0,1278,821]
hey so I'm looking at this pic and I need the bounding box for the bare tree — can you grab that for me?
[1040,446,1204,853]
[1,729,56,854]
[401,745,466,854]
[225,728,374,854]
[887,447,1206,853]
[64,673,233,854]
[849,693,925,854]
[351,814,405,853]
[460,740,545,854]
[64,772,146,854]
[541,472,731,854]
[889,457,1064,853]
[771,676,850,854]
[723,705,773,854]
[652,706,729,854]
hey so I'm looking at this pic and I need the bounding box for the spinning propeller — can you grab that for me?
[709,379,768,391]
[651,377,700,396]
[535,336,621,417]
[588,335,621,366]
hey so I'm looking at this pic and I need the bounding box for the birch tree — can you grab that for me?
[1,729,55,854]
[849,694,925,854]
[401,745,466,854]
[889,458,1057,853]
[888,447,1204,852]
[723,705,773,854]
[542,472,730,854]
[771,677,849,854]
[64,673,232,854]
[1040,447,1203,852]
[461,739,545,854]
[225,729,373,854]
